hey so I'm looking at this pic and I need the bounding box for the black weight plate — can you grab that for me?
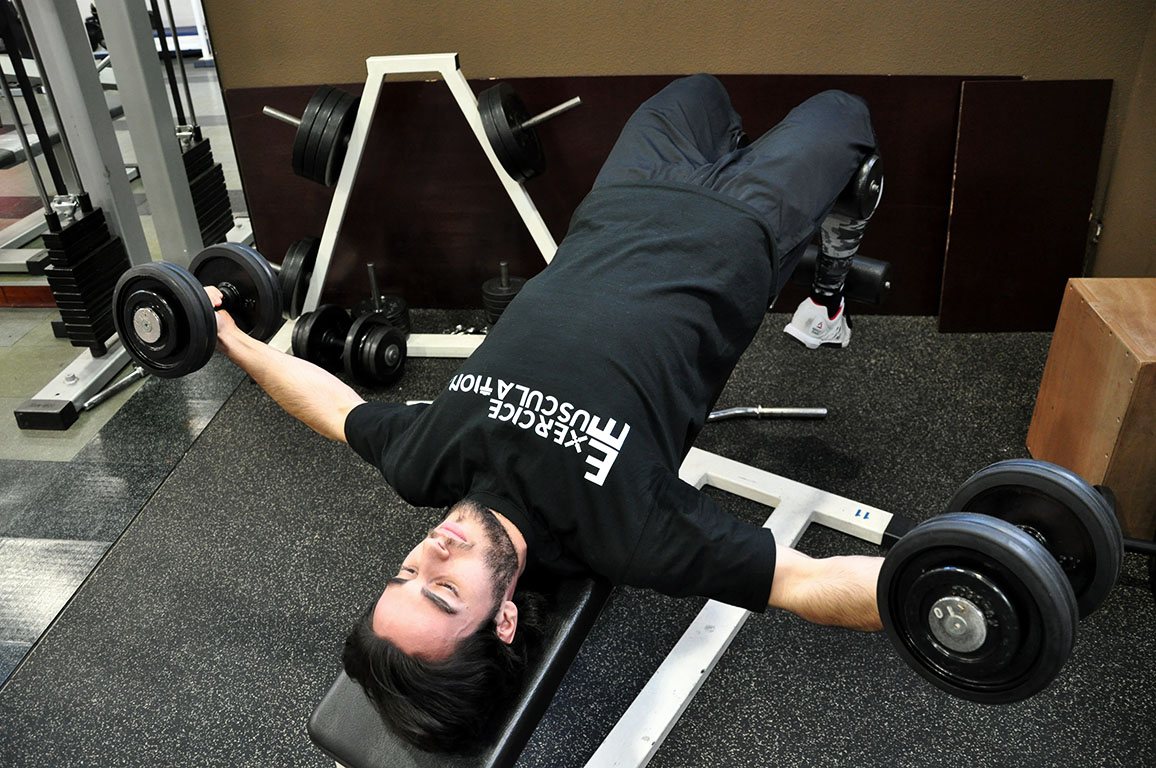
[190,243,282,341]
[291,304,349,372]
[181,137,212,167]
[946,459,1123,619]
[879,513,1077,704]
[479,83,543,182]
[201,216,236,247]
[183,146,216,181]
[358,322,406,385]
[200,216,236,248]
[482,274,526,300]
[292,86,335,177]
[351,294,410,335]
[280,238,319,319]
[46,227,116,268]
[42,208,108,250]
[343,312,404,386]
[301,87,348,184]
[113,262,215,378]
[190,164,226,201]
[194,193,233,232]
[43,238,125,285]
[316,92,359,186]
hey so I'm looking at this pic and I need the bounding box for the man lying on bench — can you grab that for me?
[210,74,884,754]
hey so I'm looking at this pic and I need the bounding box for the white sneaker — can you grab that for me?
[783,298,852,349]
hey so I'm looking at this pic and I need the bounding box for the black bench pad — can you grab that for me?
[308,576,613,767]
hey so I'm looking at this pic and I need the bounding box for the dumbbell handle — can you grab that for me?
[204,283,243,313]
[263,106,302,127]
[520,96,582,130]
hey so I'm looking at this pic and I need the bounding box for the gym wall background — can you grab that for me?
[199,0,1156,290]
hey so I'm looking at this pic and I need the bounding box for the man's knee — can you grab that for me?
[648,73,730,114]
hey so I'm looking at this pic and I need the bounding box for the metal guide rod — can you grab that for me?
[0,70,51,209]
[161,0,196,125]
[300,52,558,320]
[0,3,68,195]
[146,0,186,126]
[586,448,894,767]
[14,0,85,195]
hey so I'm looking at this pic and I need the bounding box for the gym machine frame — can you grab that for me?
[15,0,254,429]
[275,53,557,358]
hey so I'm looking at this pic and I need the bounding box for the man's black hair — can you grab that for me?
[342,588,545,754]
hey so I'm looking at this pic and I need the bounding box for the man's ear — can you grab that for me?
[493,599,519,644]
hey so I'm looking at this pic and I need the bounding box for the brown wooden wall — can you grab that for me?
[225,74,1109,329]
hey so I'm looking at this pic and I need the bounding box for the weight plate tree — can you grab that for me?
[945,459,1124,618]
[878,512,1078,704]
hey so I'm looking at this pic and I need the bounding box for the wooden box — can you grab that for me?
[1027,278,1156,539]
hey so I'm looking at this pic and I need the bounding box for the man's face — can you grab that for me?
[372,504,520,660]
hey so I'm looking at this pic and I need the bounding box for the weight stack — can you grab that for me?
[184,137,234,246]
[41,207,131,356]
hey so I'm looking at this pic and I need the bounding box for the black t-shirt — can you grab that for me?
[345,182,780,612]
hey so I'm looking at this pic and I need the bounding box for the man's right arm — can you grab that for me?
[214,306,364,443]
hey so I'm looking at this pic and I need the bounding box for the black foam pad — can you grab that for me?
[307,576,612,767]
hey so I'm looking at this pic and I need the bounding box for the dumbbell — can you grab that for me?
[263,85,359,186]
[292,304,406,387]
[878,459,1123,704]
[477,83,582,182]
[113,243,282,378]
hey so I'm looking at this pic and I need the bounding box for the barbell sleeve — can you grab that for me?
[263,106,302,127]
[520,96,582,130]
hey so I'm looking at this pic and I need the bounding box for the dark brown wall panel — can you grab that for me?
[225,75,1005,313]
[939,80,1112,332]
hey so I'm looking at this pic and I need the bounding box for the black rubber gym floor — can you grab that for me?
[1,311,1153,767]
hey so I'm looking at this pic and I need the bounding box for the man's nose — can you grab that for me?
[425,534,451,558]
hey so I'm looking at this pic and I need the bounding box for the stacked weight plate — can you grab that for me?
[183,137,234,246]
[41,207,131,355]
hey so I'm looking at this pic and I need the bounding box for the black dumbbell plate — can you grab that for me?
[190,243,283,342]
[292,304,350,372]
[945,459,1123,619]
[878,513,1077,704]
[113,262,215,378]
